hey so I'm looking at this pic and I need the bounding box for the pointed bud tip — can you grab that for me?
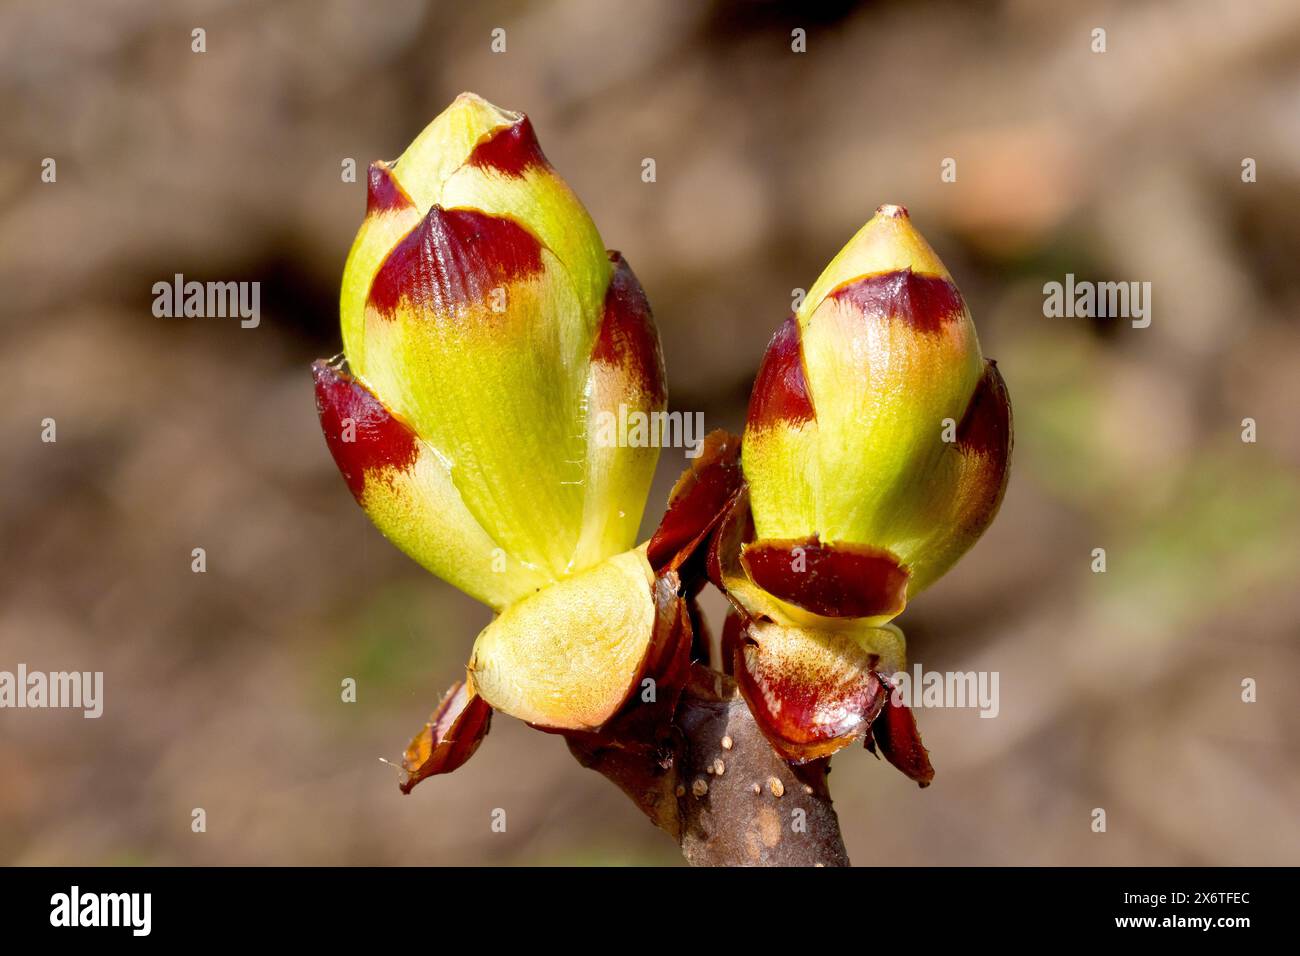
[390,92,523,209]
[366,161,414,215]
[451,90,521,123]
[428,92,523,141]
[800,203,950,318]
[310,357,335,386]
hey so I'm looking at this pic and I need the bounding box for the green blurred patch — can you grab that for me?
[998,325,1111,507]
[314,577,475,720]
[1103,447,1300,625]
[1000,322,1299,630]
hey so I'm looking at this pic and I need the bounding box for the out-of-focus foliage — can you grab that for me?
[1,0,1297,865]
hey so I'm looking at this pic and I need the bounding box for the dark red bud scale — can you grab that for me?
[400,680,493,794]
[867,686,935,787]
[367,206,544,319]
[312,361,419,500]
[740,536,910,620]
[365,161,415,215]
[747,316,815,430]
[956,359,1012,458]
[467,116,548,178]
[647,430,744,574]
[827,269,965,336]
[591,252,668,406]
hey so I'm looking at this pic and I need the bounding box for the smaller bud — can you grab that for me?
[741,204,1012,624]
[703,207,1014,782]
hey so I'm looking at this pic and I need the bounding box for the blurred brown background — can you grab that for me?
[2,0,1298,866]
